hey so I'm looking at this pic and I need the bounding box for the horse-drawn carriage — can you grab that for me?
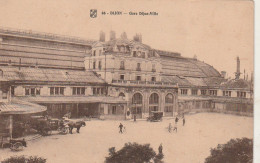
[1,138,27,151]
[29,116,69,136]
[147,111,163,122]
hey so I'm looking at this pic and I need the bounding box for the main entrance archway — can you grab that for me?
[164,93,174,116]
[149,93,159,113]
[132,93,143,119]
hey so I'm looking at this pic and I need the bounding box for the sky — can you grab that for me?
[0,0,254,79]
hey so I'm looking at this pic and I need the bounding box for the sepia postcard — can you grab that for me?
[0,0,255,163]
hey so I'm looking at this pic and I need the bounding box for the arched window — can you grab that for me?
[165,93,174,103]
[132,93,142,104]
[119,92,125,97]
[149,93,159,104]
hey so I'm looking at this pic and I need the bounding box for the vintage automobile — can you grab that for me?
[29,116,68,136]
[1,137,27,151]
[147,111,163,122]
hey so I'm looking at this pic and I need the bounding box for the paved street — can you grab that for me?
[0,113,253,163]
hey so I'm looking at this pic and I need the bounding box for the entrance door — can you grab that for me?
[149,93,159,114]
[131,93,143,119]
[131,106,142,119]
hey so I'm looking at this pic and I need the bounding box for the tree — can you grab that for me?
[2,155,46,163]
[105,142,164,163]
[205,138,253,163]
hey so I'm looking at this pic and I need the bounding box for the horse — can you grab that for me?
[67,120,86,134]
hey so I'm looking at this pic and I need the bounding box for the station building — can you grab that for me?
[0,28,254,120]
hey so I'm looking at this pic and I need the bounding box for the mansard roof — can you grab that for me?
[0,27,95,46]
[0,66,105,84]
[161,75,226,88]
[220,79,252,90]
[160,55,221,78]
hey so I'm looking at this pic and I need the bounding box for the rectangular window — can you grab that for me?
[101,88,104,95]
[55,87,59,94]
[2,89,8,99]
[11,86,15,96]
[25,87,40,96]
[25,88,30,95]
[50,87,65,95]
[120,75,125,80]
[136,63,141,71]
[152,64,156,72]
[112,106,116,114]
[31,88,35,96]
[98,61,102,70]
[192,89,198,95]
[77,87,81,94]
[237,91,246,98]
[93,50,96,56]
[93,88,96,95]
[50,87,54,95]
[73,87,77,95]
[36,88,40,95]
[133,51,137,57]
[120,61,125,70]
[72,87,85,95]
[99,50,102,56]
[201,90,207,95]
[181,89,188,95]
[209,90,217,96]
[81,88,85,95]
[151,77,156,82]
[223,91,231,97]
[136,76,141,81]
[93,61,96,69]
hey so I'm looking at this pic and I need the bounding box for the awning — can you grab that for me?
[0,99,47,115]
[14,96,127,104]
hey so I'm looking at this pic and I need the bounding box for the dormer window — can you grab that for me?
[136,63,141,71]
[120,61,125,70]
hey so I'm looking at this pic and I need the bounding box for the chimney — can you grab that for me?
[133,33,142,43]
[244,69,246,80]
[110,31,116,40]
[99,31,105,42]
[120,32,127,39]
[221,71,226,78]
[235,56,241,80]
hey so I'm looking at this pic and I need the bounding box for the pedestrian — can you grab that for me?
[175,116,179,123]
[119,123,124,134]
[168,123,173,133]
[173,122,178,133]
[158,143,163,154]
[183,116,185,126]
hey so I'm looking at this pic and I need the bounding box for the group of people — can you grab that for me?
[118,113,186,134]
[168,114,185,133]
